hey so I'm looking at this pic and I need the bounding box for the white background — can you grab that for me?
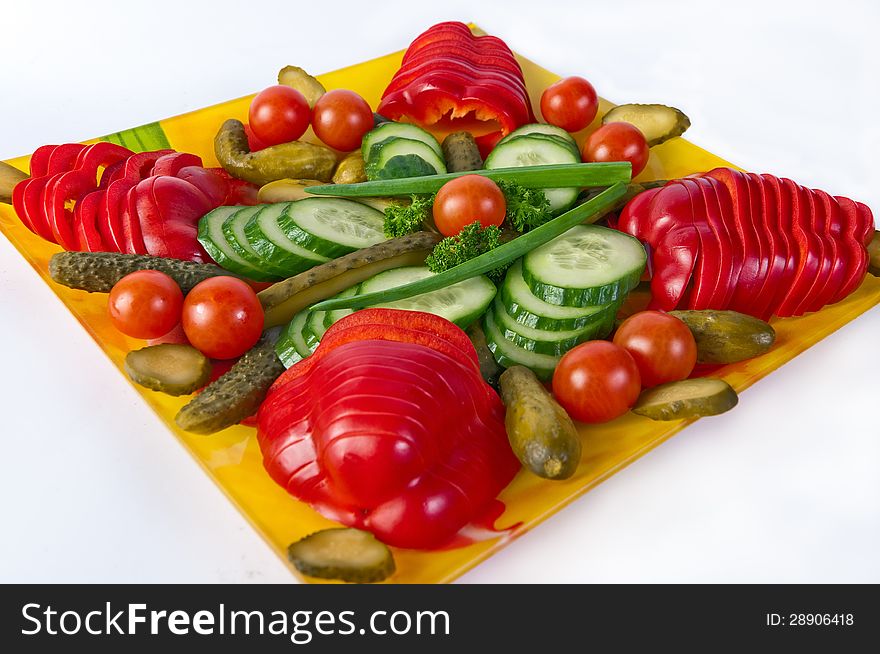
[1,0,878,583]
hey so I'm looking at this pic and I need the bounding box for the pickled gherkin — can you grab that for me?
[633,378,738,421]
[287,528,395,583]
[125,344,211,396]
[601,104,691,147]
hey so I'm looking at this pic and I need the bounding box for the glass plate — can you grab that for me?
[2,25,878,583]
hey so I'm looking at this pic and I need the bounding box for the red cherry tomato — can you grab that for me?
[248,85,311,147]
[108,270,183,340]
[582,122,650,178]
[182,277,264,359]
[312,89,374,151]
[613,311,697,387]
[540,76,599,132]
[552,341,641,423]
[432,174,507,237]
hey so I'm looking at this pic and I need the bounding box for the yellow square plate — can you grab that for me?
[2,26,879,583]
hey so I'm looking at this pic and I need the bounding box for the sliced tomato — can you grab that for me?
[746,173,784,320]
[73,190,105,252]
[693,176,737,309]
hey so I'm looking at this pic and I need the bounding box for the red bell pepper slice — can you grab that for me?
[760,174,797,318]
[807,190,849,313]
[745,173,784,320]
[777,180,822,317]
[135,176,213,262]
[743,170,772,310]
[855,202,875,247]
[73,142,134,184]
[174,166,229,206]
[830,196,869,303]
[150,152,203,177]
[29,145,58,177]
[20,176,57,242]
[639,181,692,247]
[11,178,41,237]
[677,178,722,310]
[44,169,98,250]
[45,144,87,175]
[692,176,736,309]
[383,56,529,98]
[646,224,699,311]
[616,186,661,240]
[792,187,833,316]
[122,150,174,181]
[121,186,149,254]
[100,178,137,252]
[98,160,126,188]
[73,190,106,252]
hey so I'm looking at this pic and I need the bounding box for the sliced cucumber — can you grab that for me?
[483,306,560,380]
[221,205,287,280]
[365,137,447,181]
[484,135,579,214]
[197,206,266,279]
[498,124,579,158]
[500,260,616,330]
[277,198,386,259]
[491,296,613,355]
[522,224,646,306]
[362,123,442,162]
[244,202,328,275]
[359,266,496,329]
[276,310,310,367]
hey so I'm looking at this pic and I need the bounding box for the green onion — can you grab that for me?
[311,182,629,312]
[305,162,631,197]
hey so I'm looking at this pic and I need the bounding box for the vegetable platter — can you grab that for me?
[1,22,878,584]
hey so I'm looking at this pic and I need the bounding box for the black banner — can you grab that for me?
[1,584,876,651]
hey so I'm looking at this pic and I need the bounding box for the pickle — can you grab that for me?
[287,528,395,584]
[466,322,504,388]
[175,333,285,434]
[214,119,337,186]
[442,131,483,172]
[125,344,211,396]
[602,104,691,146]
[868,231,880,277]
[633,378,738,421]
[499,366,581,480]
[49,251,228,294]
[277,65,326,108]
[0,161,27,204]
[332,152,367,184]
[257,178,323,203]
[258,231,441,327]
[669,310,775,364]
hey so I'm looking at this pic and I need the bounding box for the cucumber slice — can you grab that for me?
[197,206,266,279]
[359,266,496,329]
[361,123,442,162]
[522,224,646,306]
[500,260,616,330]
[491,296,614,355]
[222,205,290,280]
[484,135,580,214]
[498,124,579,158]
[365,137,447,181]
[244,202,328,275]
[277,198,386,259]
[276,310,310,367]
[483,306,560,380]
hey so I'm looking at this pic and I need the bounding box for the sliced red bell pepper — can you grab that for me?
[855,202,875,247]
[382,57,528,99]
[807,190,848,313]
[121,186,148,254]
[150,152,203,177]
[29,145,58,177]
[743,170,772,310]
[98,159,126,188]
[19,176,57,242]
[777,181,822,317]
[44,169,97,250]
[830,196,869,303]
[677,178,723,310]
[135,176,213,262]
[760,174,797,317]
[745,173,784,320]
[792,187,833,316]
[174,166,229,206]
[73,190,105,252]
[122,149,174,180]
[646,225,699,311]
[636,182,691,247]
[101,178,137,252]
[45,144,87,175]
[693,176,737,309]
[73,142,134,183]
[616,186,661,240]
[11,178,41,237]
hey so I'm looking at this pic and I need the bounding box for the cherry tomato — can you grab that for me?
[432,175,506,237]
[582,122,650,178]
[182,277,264,359]
[552,341,641,423]
[248,85,311,147]
[108,270,183,340]
[540,76,599,132]
[312,89,374,151]
[613,311,697,387]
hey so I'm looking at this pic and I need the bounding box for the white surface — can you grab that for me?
[1,0,878,583]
